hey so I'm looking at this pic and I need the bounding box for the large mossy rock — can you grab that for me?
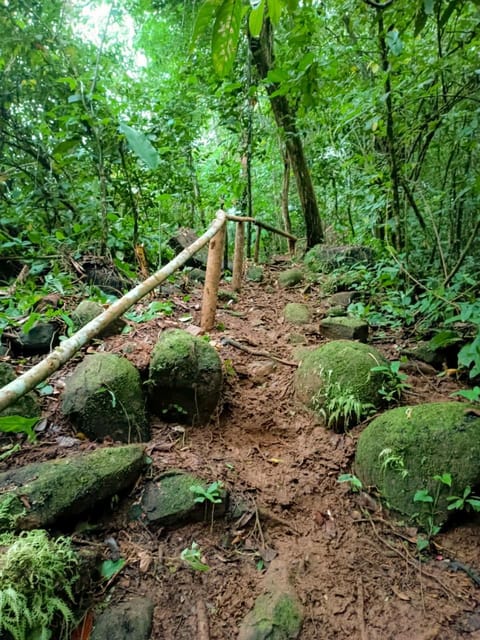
[294,340,390,430]
[319,316,368,342]
[0,444,147,532]
[91,597,154,640]
[355,402,480,529]
[71,300,126,337]
[148,329,223,426]
[62,353,149,443]
[278,268,304,289]
[0,362,40,419]
[137,471,227,527]
[304,244,372,274]
[284,303,311,325]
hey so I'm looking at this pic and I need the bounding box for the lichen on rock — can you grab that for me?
[355,402,480,529]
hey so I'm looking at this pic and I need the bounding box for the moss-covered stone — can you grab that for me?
[278,269,303,288]
[246,266,264,282]
[0,362,40,419]
[61,353,149,443]
[355,402,480,529]
[294,340,389,429]
[148,329,223,426]
[139,471,227,526]
[91,597,154,640]
[284,303,311,325]
[71,300,126,337]
[238,560,303,640]
[320,316,369,342]
[304,244,372,274]
[0,444,147,531]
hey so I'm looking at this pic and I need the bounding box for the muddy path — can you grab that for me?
[4,261,480,639]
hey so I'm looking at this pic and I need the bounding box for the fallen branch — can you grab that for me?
[196,599,210,640]
[226,214,297,243]
[220,336,298,367]
[0,210,227,413]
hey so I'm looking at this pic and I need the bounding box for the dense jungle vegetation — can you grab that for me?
[0,0,479,378]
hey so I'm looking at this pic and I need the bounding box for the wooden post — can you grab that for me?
[200,223,226,332]
[232,221,245,292]
[254,227,261,264]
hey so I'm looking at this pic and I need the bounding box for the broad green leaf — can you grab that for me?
[386,30,403,56]
[190,0,223,50]
[267,0,282,25]
[52,138,80,157]
[100,558,125,580]
[212,0,243,77]
[423,0,434,14]
[298,51,314,72]
[249,0,265,37]
[440,0,461,28]
[118,123,159,170]
[0,416,38,442]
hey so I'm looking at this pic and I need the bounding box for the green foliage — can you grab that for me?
[337,473,363,492]
[189,480,224,504]
[125,301,174,323]
[100,557,126,580]
[0,530,79,640]
[451,387,480,403]
[447,486,480,513]
[0,416,38,442]
[180,541,210,572]
[370,361,410,403]
[379,448,409,479]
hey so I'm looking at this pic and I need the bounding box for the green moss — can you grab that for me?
[355,402,480,528]
[149,329,223,425]
[294,340,388,428]
[0,445,146,532]
[61,353,148,442]
[278,269,303,288]
[284,303,311,325]
[246,266,264,282]
[240,591,303,639]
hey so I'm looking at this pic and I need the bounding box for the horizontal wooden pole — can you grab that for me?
[226,214,297,243]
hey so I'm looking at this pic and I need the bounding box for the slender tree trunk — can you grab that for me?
[281,151,295,254]
[249,18,324,249]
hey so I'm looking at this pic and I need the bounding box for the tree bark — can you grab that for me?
[249,19,324,249]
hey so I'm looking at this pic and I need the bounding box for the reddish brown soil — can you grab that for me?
[2,262,480,639]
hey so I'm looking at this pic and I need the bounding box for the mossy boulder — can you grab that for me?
[138,471,227,526]
[0,444,147,531]
[61,353,149,443]
[246,265,264,282]
[355,402,480,529]
[320,316,369,342]
[71,300,126,337]
[284,303,311,325]
[91,596,154,640]
[294,340,390,430]
[0,362,40,419]
[238,559,303,640]
[304,244,372,274]
[278,268,303,288]
[148,329,223,426]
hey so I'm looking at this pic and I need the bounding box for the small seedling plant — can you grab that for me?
[180,542,210,572]
[370,360,410,403]
[337,473,363,492]
[189,481,224,505]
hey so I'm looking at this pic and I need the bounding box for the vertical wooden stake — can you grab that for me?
[200,223,226,332]
[232,221,245,292]
[254,227,261,264]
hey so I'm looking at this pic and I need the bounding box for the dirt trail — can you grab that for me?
[5,262,480,639]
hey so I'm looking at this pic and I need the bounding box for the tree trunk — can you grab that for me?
[249,18,324,249]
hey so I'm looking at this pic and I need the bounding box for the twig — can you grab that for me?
[197,599,210,640]
[356,577,368,640]
[221,336,297,367]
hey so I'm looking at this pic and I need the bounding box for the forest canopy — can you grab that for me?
[0,0,479,371]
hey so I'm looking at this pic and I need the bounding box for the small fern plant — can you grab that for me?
[0,529,80,640]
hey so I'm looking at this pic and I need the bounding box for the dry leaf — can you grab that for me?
[138,550,153,573]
